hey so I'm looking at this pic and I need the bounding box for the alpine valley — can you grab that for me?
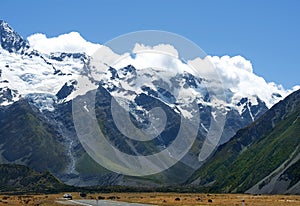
[0,20,299,194]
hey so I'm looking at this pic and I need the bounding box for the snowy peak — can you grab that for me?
[99,64,266,122]
[0,22,91,108]
[0,20,29,53]
[235,96,267,121]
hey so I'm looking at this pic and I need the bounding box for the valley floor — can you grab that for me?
[0,193,300,206]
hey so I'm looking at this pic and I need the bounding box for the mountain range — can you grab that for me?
[0,20,299,194]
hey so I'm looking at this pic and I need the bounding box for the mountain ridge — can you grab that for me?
[186,89,300,194]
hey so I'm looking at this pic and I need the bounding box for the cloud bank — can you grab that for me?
[207,55,299,107]
[27,32,101,55]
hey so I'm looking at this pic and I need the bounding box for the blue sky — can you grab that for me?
[1,0,299,89]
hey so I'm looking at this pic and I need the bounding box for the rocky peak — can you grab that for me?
[0,20,29,53]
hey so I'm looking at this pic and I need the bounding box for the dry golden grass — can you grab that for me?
[0,193,299,205]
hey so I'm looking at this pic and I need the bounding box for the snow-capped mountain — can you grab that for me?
[0,20,95,109]
[0,20,292,113]
[0,20,298,186]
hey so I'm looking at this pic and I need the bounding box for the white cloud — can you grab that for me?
[132,43,179,58]
[113,43,200,76]
[27,32,101,55]
[211,55,253,73]
[207,55,295,107]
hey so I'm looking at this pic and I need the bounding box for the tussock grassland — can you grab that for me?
[0,193,300,205]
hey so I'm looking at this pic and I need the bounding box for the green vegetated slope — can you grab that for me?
[0,164,71,193]
[187,89,300,193]
[0,100,68,173]
[281,158,300,188]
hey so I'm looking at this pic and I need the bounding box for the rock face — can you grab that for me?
[187,89,300,194]
[0,20,294,187]
[0,20,29,53]
[0,100,69,173]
